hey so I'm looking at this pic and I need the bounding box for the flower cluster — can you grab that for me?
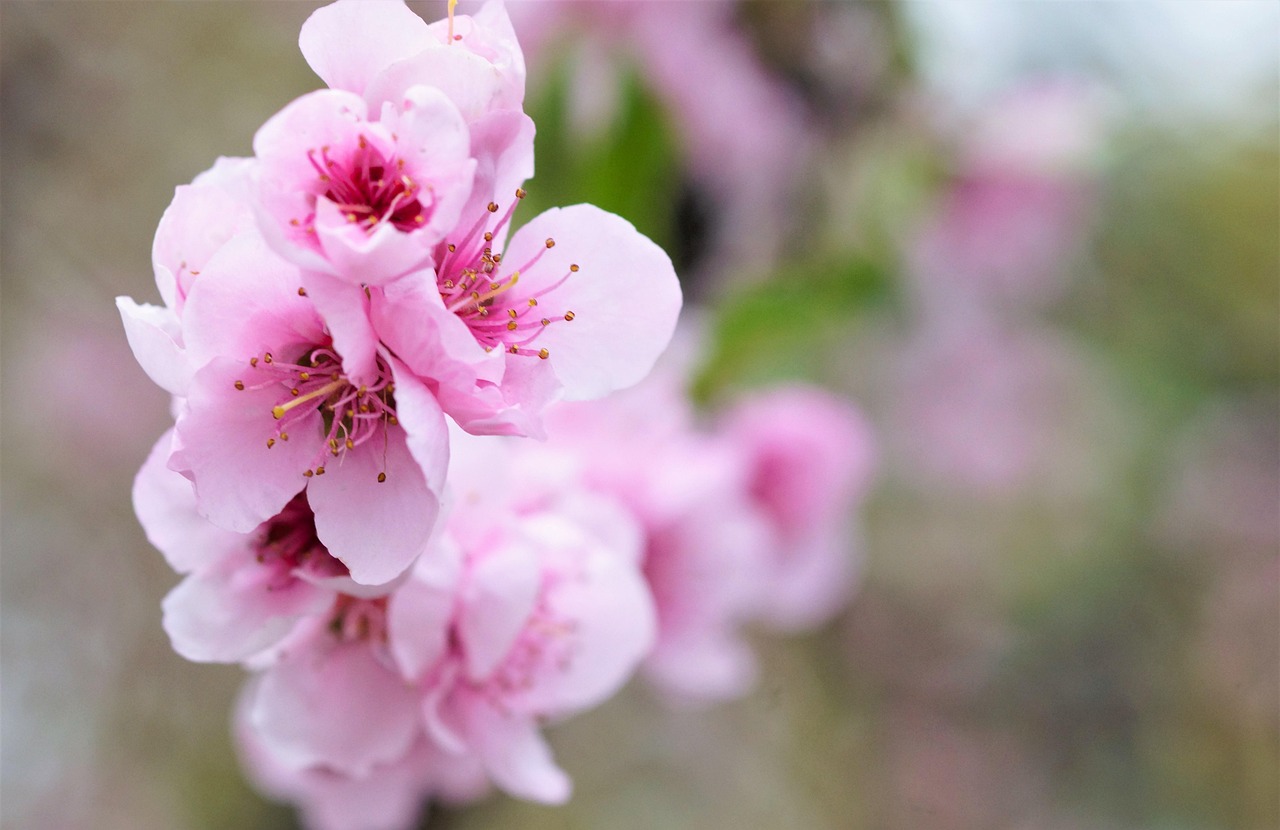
[119,2,872,827]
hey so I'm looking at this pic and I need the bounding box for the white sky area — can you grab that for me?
[903,1,1279,132]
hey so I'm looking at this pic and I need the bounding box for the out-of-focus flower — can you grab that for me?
[389,458,655,804]
[720,385,877,631]
[908,78,1110,316]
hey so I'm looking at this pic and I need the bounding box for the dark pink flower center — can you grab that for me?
[436,190,579,359]
[305,136,428,233]
[256,492,348,579]
[234,346,398,481]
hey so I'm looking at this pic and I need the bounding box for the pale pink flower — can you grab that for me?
[388,458,655,803]
[168,231,448,585]
[373,198,683,436]
[251,84,475,289]
[134,431,347,663]
[720,386,877,632]
[118,156,255,397]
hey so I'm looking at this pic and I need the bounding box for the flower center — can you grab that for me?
[306,136,427,233]
[233,346,398,480]
[256,492,348,578]
[435,190,579,359]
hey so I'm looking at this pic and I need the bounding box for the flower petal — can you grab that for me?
[117,297,191,396]
[306,425,437,585]
[133,429,243,574]
[455,694,571,804]
[458,538,541,682]
[250,633,420,777]
[175,358,320,533]
[502,204,682,400]
[299,0,431,97]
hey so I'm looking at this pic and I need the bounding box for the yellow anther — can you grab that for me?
[569,264,579,272]
[507,321,518,331]
[528,298,538,307]
[508,308,518,319]
[538,348,549,360]
[266,438,275,448]
[303,470,314,478]
[516,187,527,199]
[545,238,555,249]
[345,438,354,450]
[315,466,326,476]
[377,472,387,483]
[540,318,550,326]
[297,287,307,296]
[487,202,498,213]
[234,380,245,391]
[564,311,576,321]
[299,372,310,381]
[291,388,301,397]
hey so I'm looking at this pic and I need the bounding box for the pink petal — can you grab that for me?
[517,518,656,715]
[502,204,682,400]
[312,196,437,286]
[132,429,243,574]
[366,46,505,124]
[298,0,431,97]
[163,554,333,663]
[250,634,420,777]
[455,694,571,804]
[454,110,535,238]
[175,358,320,533]
[458,539,541,682]
[299,270,378,386]
[387,536,464,681]
[181,232,324,369]
[306,425,437,585]
[117,297,191,396]
[385,362,450,500]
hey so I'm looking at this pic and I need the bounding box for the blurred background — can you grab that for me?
[2,1,1276,828]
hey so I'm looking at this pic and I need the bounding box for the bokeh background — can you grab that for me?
[2,2,1276,828]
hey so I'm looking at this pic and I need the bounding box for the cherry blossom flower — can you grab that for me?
[534,358,773,704]
[251,84,475,288]
[720,385,878,631]
[168,232,448,585]
[387,444,655,803]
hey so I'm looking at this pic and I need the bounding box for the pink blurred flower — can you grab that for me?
[166,232,448,585]
[388,477,655,804]
[909,78,1109,316]
[721,385,877,631]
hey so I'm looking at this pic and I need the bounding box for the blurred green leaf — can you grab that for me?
[693,255,893,401]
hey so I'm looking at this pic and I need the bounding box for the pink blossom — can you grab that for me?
[118,156,256,397]
[720,385,877,631]
[388,459,655,803]
[374,198,683,437]
[251,84,475,287]
[168,231,448,585]
[243,604,421,778]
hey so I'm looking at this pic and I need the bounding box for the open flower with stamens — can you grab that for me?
[374,193,682,437]
[252,82,475,291]
[387,438,655,804]
[169,232,448,586]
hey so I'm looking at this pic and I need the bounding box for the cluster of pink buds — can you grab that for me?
[119,2,873,827]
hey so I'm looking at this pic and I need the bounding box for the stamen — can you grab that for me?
[272,379,345,420]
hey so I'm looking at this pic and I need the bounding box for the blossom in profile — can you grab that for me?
[118,157,256,397]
